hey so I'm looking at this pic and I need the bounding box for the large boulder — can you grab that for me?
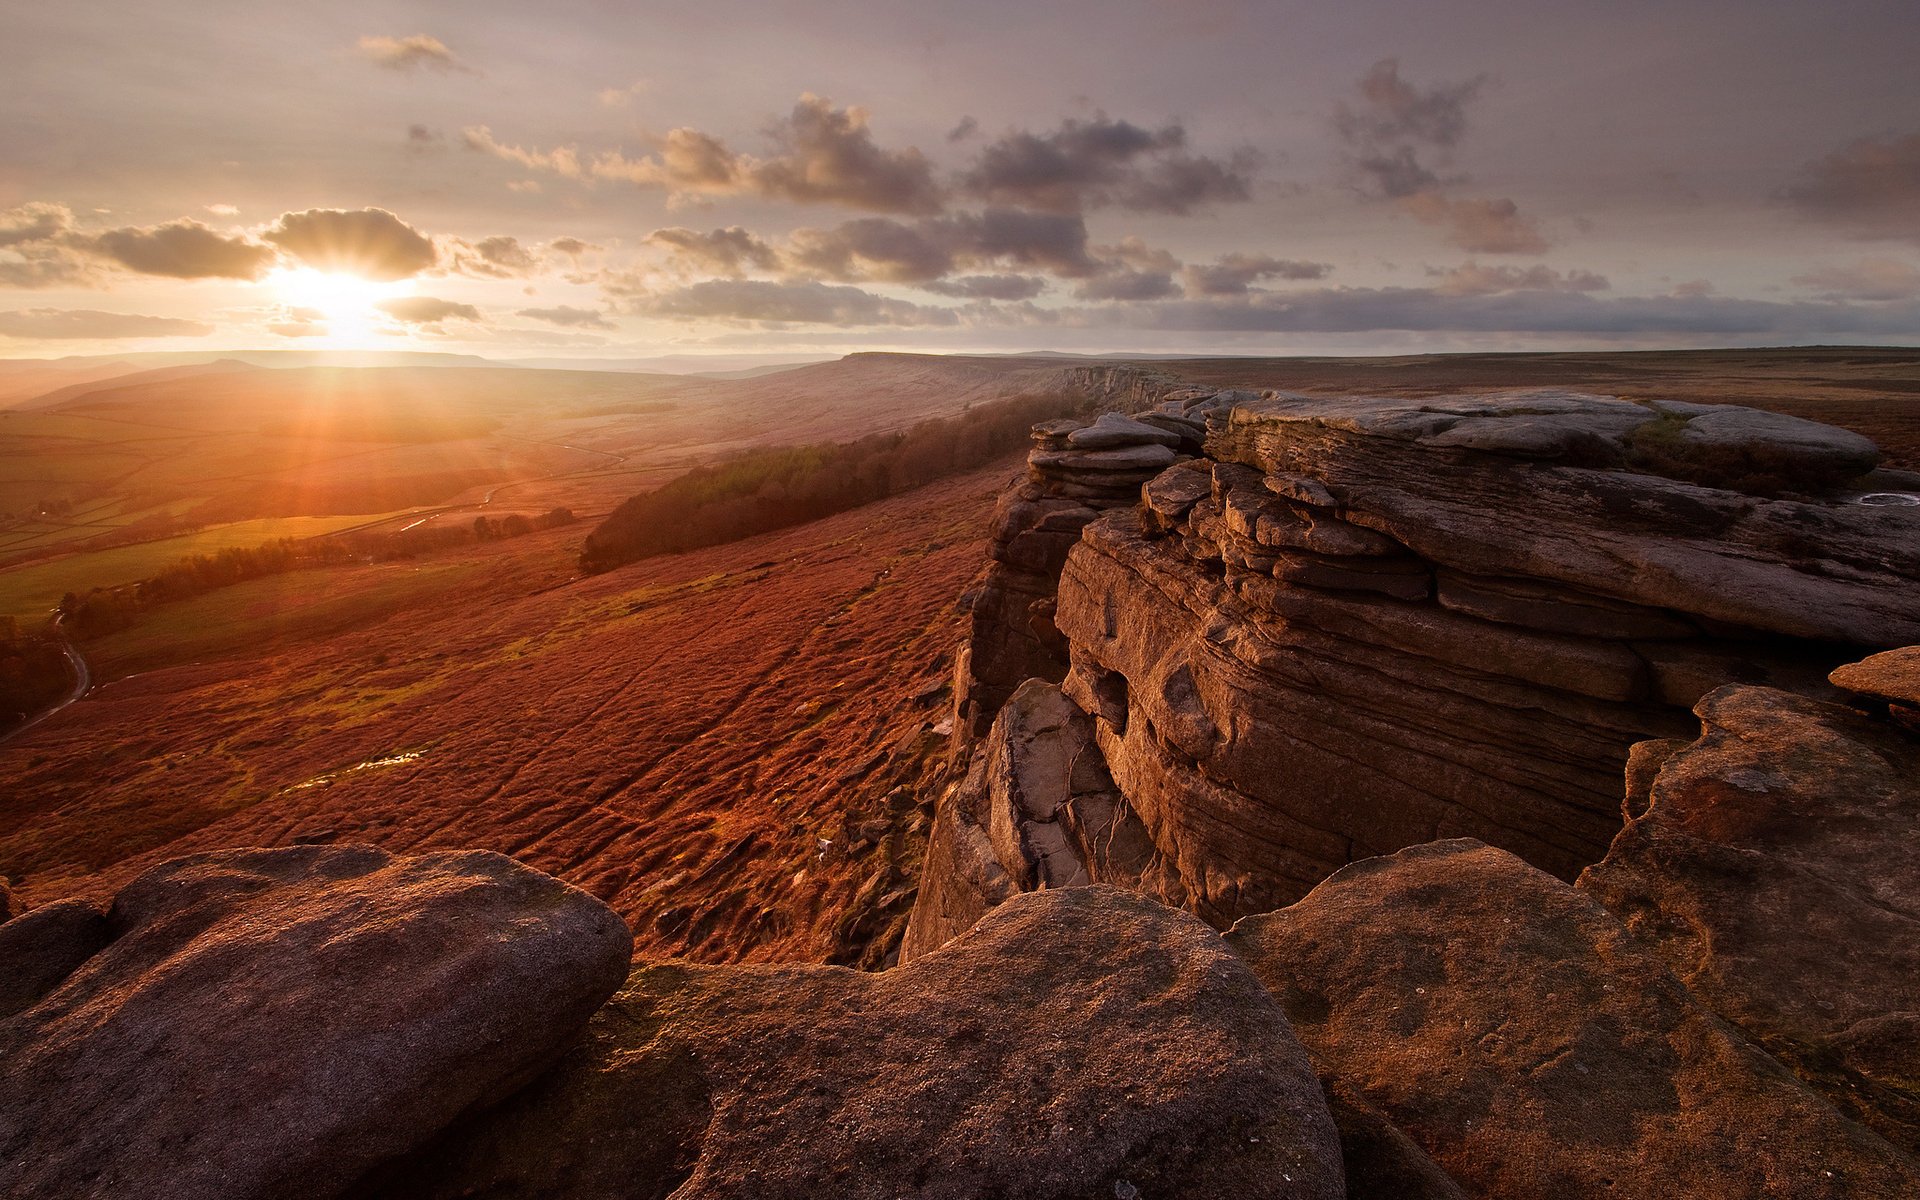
[363,886,1346,1200]
[1580,683,1920,1152]
[0,845,633,1200]
[1228,839,1920,1199]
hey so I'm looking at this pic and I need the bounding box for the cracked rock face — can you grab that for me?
[363,886,1347,1200]
[1229,838,1920,1200]
[0,845,633,1200]
[1580,684,1920,1153]
[903,679,1155,960]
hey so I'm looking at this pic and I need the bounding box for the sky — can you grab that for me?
[3,0,1919,360]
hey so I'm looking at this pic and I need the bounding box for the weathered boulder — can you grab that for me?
[0,845,633,1200]
[0,897,110,1019]
[1229,839,1920,1199]
[362,886,1346,1200]
[1580,683,1920,1152]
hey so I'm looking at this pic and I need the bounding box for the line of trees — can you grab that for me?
[59,508,576,640]
[0,617,71,731]
[579,391,1100,573]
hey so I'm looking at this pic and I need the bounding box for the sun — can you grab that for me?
[268,267,411,343]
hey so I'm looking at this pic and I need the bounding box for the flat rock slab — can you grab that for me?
[1829,645,1920,709]
[364,886,1346,1200]
[1581,685,1920,1151]
[1032,443,1180,473]
[1068,412,1186,449]
[1229,839,1920,1199]
[0,845,633,1200]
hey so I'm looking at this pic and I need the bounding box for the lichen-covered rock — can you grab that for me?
[0,845,633,1200]
[1580,683,1920,1152]
[1229,839,1920,1199]
[363,886,1346,1200]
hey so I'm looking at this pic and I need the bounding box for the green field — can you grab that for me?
[0,515,393,624]
[81,557,488,680]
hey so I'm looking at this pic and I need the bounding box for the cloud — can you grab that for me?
[962,115,1253,213]
[406,125,446,155]
[1425,261,1608,296]
[645,226,781,276]
[357,35,467,73]
[268,320,328,338]
[1792,256,1920,301]
[205,203,240,216]
[598,80,651,107]
[1336,58,1485,151]
[447,234,539,278]
[947,117,979,142]
[0,308,213,339]
[1079,287,1920,337]
[0,202,74,248]
[921,274,1047,300]
[1182,253,1331,296]
[517,304,616,330]
[634,279,959,326]
[467,95,941,214]
[462,127,585,179]
[1782,132,1920,242]
[376,296,482,324]
[548,237,601,259]
[740,95,944,213]
[264,208,438,280]
[719,209,1098,286]
[76,219,276,280]
[1401,193,1549,254]
[785,218,954,282]
[1075,269,1179,301]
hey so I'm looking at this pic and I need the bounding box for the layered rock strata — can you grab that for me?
[953,390,1252,740]
[918,387,1920,943]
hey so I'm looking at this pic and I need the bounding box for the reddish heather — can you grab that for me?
[0,462,1017,965]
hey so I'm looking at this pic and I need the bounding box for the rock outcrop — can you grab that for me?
[902,679,1157,962]
[1581,683,1920,1154]
[1229,838,1920,1198]
[918,386,1920,942]
[0,845,632,1200]
[953,388,1226,741]
[361,886,1346,1200]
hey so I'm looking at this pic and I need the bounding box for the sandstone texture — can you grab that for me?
[916,385,1918,942]
[1581,684,1920,1153]
[0,845,633,1200]
[953,382,1198,742]
[362,886,1346,1200]
[1829,644,1920,731]
[1230,839,1920,1199]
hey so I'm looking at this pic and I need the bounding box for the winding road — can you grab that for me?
[2,614,89,748]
